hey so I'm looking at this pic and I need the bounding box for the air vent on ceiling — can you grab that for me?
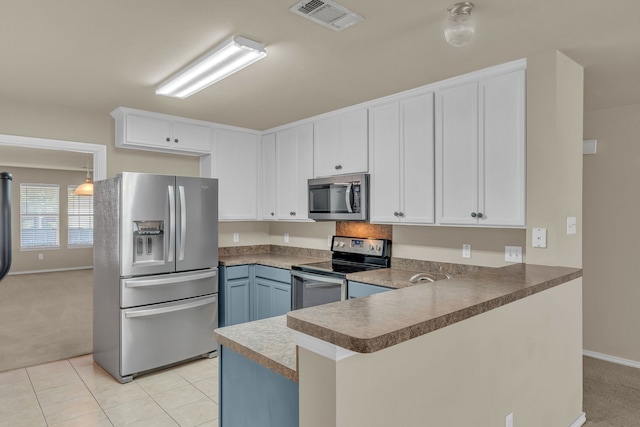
[289,0,364,32]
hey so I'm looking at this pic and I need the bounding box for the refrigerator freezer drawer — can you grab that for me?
[120,294,218,377]
[121,268,218,308]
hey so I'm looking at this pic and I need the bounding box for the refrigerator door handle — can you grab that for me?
[178,185,186,261]
[124,295,217,319]
[168,185,175,263]
[123,270,217,288]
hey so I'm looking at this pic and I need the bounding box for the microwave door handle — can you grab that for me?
[345,183,353,213]
[167,185,175,263]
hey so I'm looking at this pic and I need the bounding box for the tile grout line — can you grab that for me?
[24,366,49,425]
[68,357,114,427]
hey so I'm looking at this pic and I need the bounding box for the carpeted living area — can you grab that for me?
[0,269,93,372]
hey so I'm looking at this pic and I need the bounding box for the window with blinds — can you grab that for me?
[68,185,93,247]
[20,184,60,249]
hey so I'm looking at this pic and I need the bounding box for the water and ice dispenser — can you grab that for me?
[132,221,164,264]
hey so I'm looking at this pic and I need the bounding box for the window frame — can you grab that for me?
[19,183,60,250]
[67,185,94,248]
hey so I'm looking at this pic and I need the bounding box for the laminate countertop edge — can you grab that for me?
[286,264,583,354]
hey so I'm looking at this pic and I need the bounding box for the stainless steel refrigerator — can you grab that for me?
[93,172,218,383]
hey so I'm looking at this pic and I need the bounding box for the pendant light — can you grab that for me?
[73,156,93,196]
[445,2,476,47]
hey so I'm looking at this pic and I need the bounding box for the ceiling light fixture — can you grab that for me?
[73,156,93,196]
[155,36,267,99]
[444,2,475,48]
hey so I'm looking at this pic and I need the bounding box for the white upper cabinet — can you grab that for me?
[435,69,526,227]
[111,107,211,155]
[314,109,368,177]
[369,93,435,224]
[205,128,260,221]
[276,123,314,221]
[261,133,277,220]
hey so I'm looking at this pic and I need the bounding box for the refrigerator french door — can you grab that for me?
[94,172,219,383]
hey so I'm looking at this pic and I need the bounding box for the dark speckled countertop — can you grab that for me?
[215,252,581,381]
[287,263,582,353]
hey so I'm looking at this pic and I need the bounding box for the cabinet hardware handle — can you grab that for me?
[165,137,171,142]
[174,138,179,143]
[335,165,342,170]
[290,211,296,216]
[471,212,477,218]
[270,212,274,216]
[399,212,405,217]
[477,212,484,219]
[394,212,399,217]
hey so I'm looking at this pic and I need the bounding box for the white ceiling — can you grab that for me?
[1,0,639,133]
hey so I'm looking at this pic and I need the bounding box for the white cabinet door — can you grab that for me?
[401,93,435,224]
[261,133,277,220]
[173,122,212,153]
[126,114,173,148]
[314,109,367,177]
[113,107,212,156]
[369,93,435,224]
[435,82,479,225]
[276,123,313,220]
[435,70,525,227]
[369,102,402,223]
[211,129,260,220]
[478,70,526,227]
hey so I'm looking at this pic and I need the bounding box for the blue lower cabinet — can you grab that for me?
[219,345,298,427]
[253,266,292,321]
[219,265,251,327]
[220,264,292,326]
[348,281,391,299]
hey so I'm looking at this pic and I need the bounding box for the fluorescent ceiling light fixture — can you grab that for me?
[156,36,267,99]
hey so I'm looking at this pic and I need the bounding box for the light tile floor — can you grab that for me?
[0,355,219,427]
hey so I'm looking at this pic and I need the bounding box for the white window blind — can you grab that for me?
[20,184,60,249]
[67,186,93,247]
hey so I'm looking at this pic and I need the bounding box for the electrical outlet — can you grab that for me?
[284,233,289,243]
[532,228,547,248]
[38,253,44,260]
[232,233,239,243]
[505,246,523,263]
[327,236,332,247]
[506,412,513,427]
[567,216,577,235]
[462,244,471,259]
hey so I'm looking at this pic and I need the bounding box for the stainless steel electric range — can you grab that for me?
[290,236,391,310]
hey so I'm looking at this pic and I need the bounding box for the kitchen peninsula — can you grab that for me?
[215,262,584,427]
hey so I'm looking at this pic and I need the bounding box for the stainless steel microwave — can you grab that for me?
[308,174,369,221]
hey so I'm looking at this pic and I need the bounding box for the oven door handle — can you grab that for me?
[291,271,346,285]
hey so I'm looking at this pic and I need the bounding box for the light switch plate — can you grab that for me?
[505,246,523,263]
[567,217,577,235]
[233,233,239,243]
[532,228,547,248]
[284,233,290,243]
[462,244,471,259]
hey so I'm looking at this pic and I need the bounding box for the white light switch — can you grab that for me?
[284,233,289,243]
[532,228,547,248]
[462,244,471,259]
[567,217,577,235]
[233,233,239,243]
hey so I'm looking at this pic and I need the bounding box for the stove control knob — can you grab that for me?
[339,242,345,248]
[376,245,382,252]
[333,241,339,247]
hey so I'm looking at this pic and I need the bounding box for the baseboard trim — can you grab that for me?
[8,266,93,275]
[583,349,640,369]
[568,412,586,427]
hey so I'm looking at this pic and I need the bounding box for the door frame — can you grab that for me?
[0,134,107,180]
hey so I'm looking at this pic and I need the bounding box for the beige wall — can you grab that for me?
[299,279,584,427]
[526,51,583,268]
[269,222,336,250]
[583,103,640,362]
[0,100,200,179]
[0,166,93,273]
[218,221,271,247]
